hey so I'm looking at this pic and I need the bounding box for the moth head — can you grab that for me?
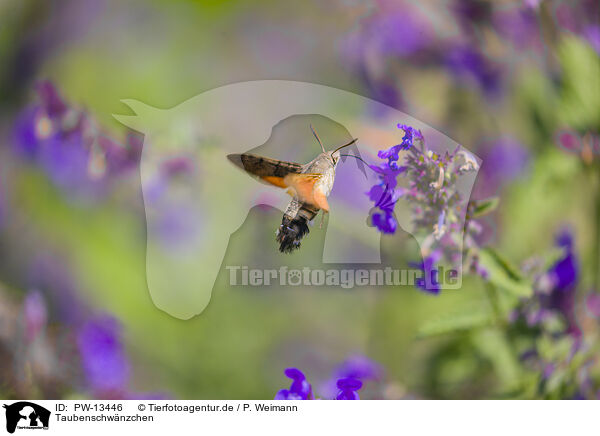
[330,138,358,165]
[309,125,357,165]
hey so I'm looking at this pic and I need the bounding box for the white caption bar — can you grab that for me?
[0,400,595,436]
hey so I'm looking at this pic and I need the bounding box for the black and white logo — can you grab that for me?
[2,402,50,434]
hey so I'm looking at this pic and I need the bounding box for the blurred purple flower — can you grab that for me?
[493,7,540,48]
[12,80,140,199]
[154,205,201,249]
[583,25,600,54]
[476,138,529,196]
[445,43,501,97]
[23,291,47,342]
[334,355,384,381]
[451,0,493,35]
[275,368,313,400]
[516,228,581,336]
[585,293,600,318]
[556,130,582,153]
[29,254,90,326]
[546,229,580,336]
[549,229,578,292]
[370,9,433,58]
[524,0,542,9]
[336,378,362,400]
[77,315,130,396]
[555,0,600,52]
[342,4,433,64]
[318,354,383,399]
[410,250,442,295]
[0,175,5,229]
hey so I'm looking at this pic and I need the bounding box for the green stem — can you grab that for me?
[485,281,504,327]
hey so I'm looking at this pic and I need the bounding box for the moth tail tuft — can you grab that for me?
[276,215,310,253]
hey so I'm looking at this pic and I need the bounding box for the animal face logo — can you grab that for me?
[3,402,50,434]
[114,80,480,320]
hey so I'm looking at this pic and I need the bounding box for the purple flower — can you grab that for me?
[377,124,422,164]
[342,5,433,64]
[336,378,362,400]
[445,43,501,97]
[411,250,442,295]
[36,80,68,118]
[23,291,47,342]
[12,81,140,199]
[493,7,540,48]
[275,368,313,400]
[77,315,130,396]
[548,229,578,292]
[452,0,493,29]
[583,25,600,55]
[367,181,402,234]
[517,228,581,336]
[546,229,580,336]
[475,137,530,197]
[585,293,600,319]
[371,209,397,234]
[0,176,5,229]
[368,124,481,295]
[334,355,384,381]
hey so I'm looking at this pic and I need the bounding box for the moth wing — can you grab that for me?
[283,173,323,206]
[312,187,330,212]
[227,153,303,188]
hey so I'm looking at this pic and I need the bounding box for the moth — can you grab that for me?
[227,126,357,253]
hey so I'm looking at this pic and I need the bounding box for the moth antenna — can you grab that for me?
[310,124,326,153]
[331,138,358,155]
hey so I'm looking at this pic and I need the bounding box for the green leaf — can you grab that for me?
[471,197,500,218]
[417,307,494,338]
[478,248,533,298]
[557,36,600,130]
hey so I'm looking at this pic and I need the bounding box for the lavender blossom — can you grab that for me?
[22,291,48,343]
[513,228,580,336]
[12,80,140,199]
[336,378,362,400]
[368,125,481,292]
[77,315,131,396]
[410,250,443,295]
[583,25,600,54]
[334,354,384,381]
[493,7,540,49]
[475,138,530,198]
[444,43,501,98]
[275,368,313,400]
[585,293,600,319]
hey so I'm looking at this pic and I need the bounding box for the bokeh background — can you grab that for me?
[0,0,599,399]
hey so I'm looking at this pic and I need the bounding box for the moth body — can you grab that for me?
[227,129,356,253]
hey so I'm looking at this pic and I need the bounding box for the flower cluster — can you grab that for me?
[12,81,141,199]
[275,355,382,400]
[368,124,483,293]
[366,124,423,235]
[0,254,166,400]
[511,228,600,398]
[513,228,580,336]
[341,1,509,103]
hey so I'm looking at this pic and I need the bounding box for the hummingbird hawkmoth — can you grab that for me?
[227,126,358,253]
